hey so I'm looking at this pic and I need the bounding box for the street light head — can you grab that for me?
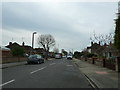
[33,32,37,34]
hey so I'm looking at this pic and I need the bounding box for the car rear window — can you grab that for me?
[29,55,37,58]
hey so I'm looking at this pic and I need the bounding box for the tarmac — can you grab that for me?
[0,58,120,88]
[73,58,120,88]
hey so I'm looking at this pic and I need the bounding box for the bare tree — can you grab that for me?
[90,32,114,45]
[37,34,55,60]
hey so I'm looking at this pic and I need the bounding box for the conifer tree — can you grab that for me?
[114,14,120,52]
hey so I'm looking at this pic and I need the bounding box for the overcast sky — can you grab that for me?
[1,1,118,52]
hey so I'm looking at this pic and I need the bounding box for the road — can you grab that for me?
[2,58,92,88]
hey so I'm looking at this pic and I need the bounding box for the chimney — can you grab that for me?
[99,41,100,45]
[91,42,93,46]
[110,41,112,45]
[104,43,107,47]
[22,42,25,46]
[9,42,12,46]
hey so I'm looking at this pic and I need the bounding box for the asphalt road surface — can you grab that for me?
[2,58,92,88]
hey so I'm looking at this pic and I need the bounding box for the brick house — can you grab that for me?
[6,42,32,56]
[102,43,119,59]
[0,46,12,57]
[87,42,104,56]
[6,42,45,56]
[87,42,119,58]
[34,48,45,55]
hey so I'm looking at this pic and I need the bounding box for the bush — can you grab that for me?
[11,46,25,57]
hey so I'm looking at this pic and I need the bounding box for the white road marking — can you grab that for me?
[66,65,73,67]
[0,79,15,87]
[49,63,56,66]
[30,66,47,74]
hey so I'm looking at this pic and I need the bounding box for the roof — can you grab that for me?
[0,46,10,51]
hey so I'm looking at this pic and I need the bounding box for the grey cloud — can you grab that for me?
[2,2,117,51]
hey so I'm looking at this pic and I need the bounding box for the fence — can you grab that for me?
[80,57,116,70]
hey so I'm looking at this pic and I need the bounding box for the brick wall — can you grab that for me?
[2,50,12,57]
[1,57,27,64]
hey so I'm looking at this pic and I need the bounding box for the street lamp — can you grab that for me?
[31,32,37,54]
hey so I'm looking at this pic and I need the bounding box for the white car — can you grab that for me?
[67,55,73,60]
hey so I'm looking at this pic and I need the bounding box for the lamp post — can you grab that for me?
[31,32,37,54]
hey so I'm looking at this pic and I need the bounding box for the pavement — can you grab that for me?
[73,58,120,88]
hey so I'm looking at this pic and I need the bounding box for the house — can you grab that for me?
[22,42,32,55]
[0,46,12,57]
[6,42,32,56]
[6,42,46,56]
[6,42,21,49]
[102,43,119,59]
[86,42,104,56]
[86,47,91,53]
[34,48,45,55]
[86,41,119,58]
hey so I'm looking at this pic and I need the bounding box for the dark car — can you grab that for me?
[27,54,44,64]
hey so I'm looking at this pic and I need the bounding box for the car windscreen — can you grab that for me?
[29,55,37,58]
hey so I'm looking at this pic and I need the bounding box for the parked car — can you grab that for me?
[27,54,44,64]
[67,55,73,60]
[55,54,61,59]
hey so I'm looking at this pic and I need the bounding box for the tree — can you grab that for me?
[73,51,83,58]
[11,46,24,61]
[12,46,24,57]
[37,34,55,60]
[90,32,114,45]
[114,14,120,52]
